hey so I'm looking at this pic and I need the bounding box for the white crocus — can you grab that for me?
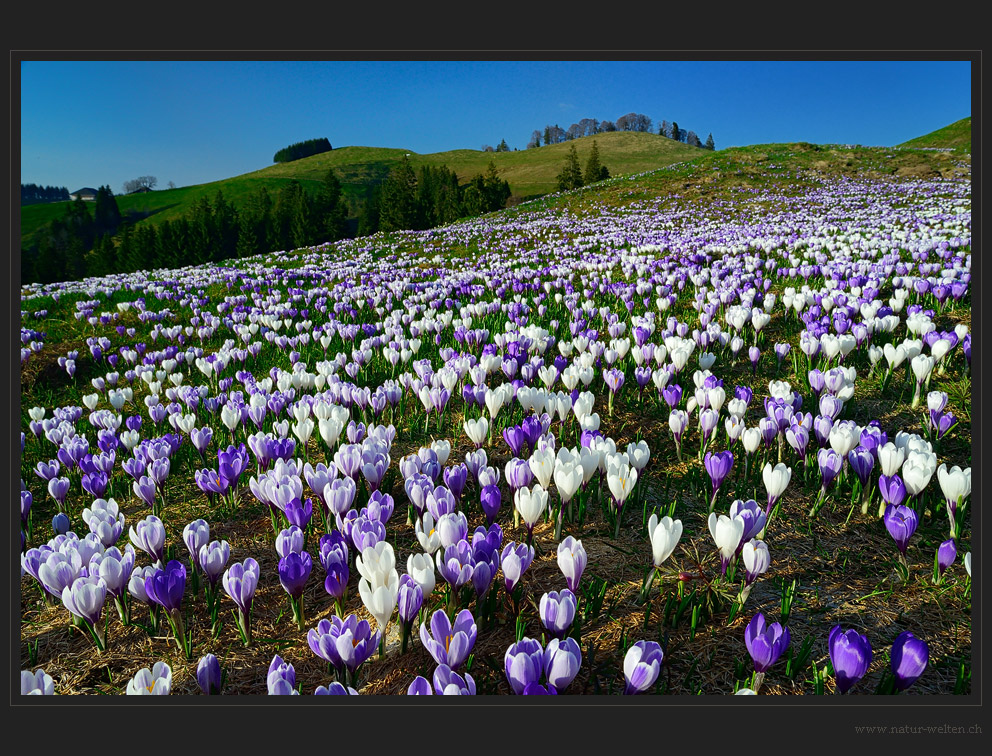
[415,513,442,554]
[126,662,172,695]
[529,448,555,489]
[762,463,792,506]
[877,442,906,478]
[708,512,745,573]
[464,417,489,447]
[406,552,436,598]
[647,514,682,567]
[514,484,548,528]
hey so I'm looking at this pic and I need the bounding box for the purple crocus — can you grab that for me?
[828,625,872,694]
[267,655,297,695]
[817,448,843,491]
[744,613,791,673]
[890,631,929,691]
[847,446,874,488]
[504,637,545,695]
[878,474,908,508]
[623,640,664,694]
[397,573,423,625]
[196,653,222,694]
[420,608,478,670]
[307,614,380,678]
[144,560,187,613]
[480,484,502,525]
[223,557,260,644]
[436,540,476,590]
[936,539,957,581]
[433,664,477,695]
[704,450,734,510]
[883,504,919,555]
[540,589,577,639]
[278,551,312,599]
[544,636,582,692]
[501,541,535,594]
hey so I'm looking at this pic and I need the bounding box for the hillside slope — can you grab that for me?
[21,132,704,248]
[898,117,971,153]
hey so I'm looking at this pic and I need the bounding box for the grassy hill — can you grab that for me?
[20,132,704,249]
[898,117,971,153]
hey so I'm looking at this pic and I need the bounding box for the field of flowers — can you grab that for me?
[19,144,972,696]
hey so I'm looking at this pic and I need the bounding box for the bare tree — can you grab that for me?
[122,175,158,194]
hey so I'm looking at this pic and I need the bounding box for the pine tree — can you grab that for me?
[670,121,679,142]
[319,169,347,241]
[93,186,122,236]
[556,144,584,192]
[379,156,419,232]
[705,133,715,150]
[583,140,610,184]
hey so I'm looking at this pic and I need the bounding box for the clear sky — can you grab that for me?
[20,59,972,193]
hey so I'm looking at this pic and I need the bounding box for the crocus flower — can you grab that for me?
[744,613,790,673]
[407,677,433,695]
[406,552,436,598]
[544,636,582,692]
[935,539,957,581]
[129,515,166,567]
[307,614,380,677]
[21,669,55,695]
[557,536,587,592]
[182,519,210,571]
[267,655,297,695]
[501,541,535,593]
[314,682,359,695]
[704,450,734,507]
[126,661,172,695]
[397,573,423,625]
[433,664,477,695]
[540,589,577,638]
[504,637,545,694]
[762,462,792,510]
[623,640,664,694]
[741,539,770,586]
[196,653,222,694]
[890,631,929,691]
[828,625,872,694]
[883,504,919,555]
[51,512,70,537]
[223,557,260,644]
[278,551,312,599]
[708,512,745,575]
[61,574,107,628]
[647,514,682,567]
[420,608,477,670]
[198,540,231,587]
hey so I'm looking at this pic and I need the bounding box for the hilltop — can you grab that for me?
[898,117,971,153]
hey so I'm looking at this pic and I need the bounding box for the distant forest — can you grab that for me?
[273,138,333,163]
[22,173,348,285]
[21,184,70,205]
[526,112,715,151]
[21,157,515,284]
[358,157,510,236]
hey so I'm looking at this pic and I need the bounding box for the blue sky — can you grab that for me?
[20,59,972,193]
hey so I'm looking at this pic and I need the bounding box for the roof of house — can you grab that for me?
[70,187,98,195]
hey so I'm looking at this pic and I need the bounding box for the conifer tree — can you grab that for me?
[556,144,584,191]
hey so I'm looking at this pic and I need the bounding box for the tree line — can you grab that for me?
[358,157,510,235]
[21,184,70,205]
[21,171,348,284]
[273,138,333,163]
[527,112,715,151]
[555,141,610,192]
